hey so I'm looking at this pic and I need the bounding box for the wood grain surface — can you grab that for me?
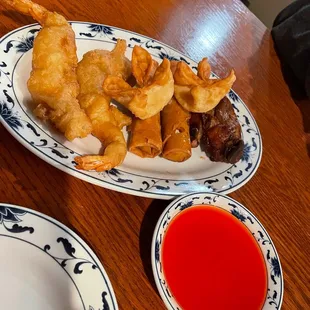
[0,0,309,309]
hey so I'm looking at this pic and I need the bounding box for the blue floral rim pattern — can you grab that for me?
[151,193,283,310]
[0,203,117,310]
[0,22,262,199]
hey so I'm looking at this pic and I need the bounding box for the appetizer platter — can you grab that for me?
[0,0,262,199]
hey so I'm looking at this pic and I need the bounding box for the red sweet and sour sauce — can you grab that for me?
[162,205,267,310]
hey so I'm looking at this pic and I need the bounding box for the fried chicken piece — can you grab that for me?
[3,0,92,141]
[74,40,132,171]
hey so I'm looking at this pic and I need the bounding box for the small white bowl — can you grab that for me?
[151,192,284,310]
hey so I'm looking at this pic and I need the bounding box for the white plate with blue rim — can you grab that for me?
[0,22,262,199]
[0,203,117,310]
[151,192,283,310]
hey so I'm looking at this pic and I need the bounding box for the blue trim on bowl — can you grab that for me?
[152,192,283,310]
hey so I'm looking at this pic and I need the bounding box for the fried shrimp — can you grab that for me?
[3,0,92,141]
[74,108,130,172]
[74,40,132,171]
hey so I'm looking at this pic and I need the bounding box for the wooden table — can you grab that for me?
[0,0,309,309]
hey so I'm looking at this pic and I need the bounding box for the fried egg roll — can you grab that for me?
[128,47,162,158]
[129,113,162,158]
[161,97,191,162]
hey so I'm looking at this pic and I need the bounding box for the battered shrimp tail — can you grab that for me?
[3,0,49,25]
[74,40,132,171]
[74,123,127,172]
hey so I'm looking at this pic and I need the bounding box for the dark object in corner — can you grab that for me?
[240,0,250,8]
[272,0,310,100]
[189,113,203,148]
[201,97,244,164]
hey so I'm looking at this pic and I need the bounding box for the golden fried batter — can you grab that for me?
[174,60,236,113]
[103,58,174,119]
[74,40,132,171]
[4,0,92,141]
[197,58,211,81]
[128,46,162,158]
[132,46,158,87]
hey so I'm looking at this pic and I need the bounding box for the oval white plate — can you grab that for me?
[0,22,262,199]
[151,193,283,309]
[0,203,117,310]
